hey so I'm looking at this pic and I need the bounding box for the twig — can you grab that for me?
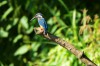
[34,27,97,66]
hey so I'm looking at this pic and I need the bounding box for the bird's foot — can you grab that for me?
[34,27,44,34]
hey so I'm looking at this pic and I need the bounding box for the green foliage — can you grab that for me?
[0,0,100,66]
[14,44,31,56]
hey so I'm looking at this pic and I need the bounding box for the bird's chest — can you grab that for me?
[38,19,44,25]
[38,20,44,29]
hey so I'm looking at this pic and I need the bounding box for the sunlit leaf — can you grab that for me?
[0,61,4,66]
[56,17,67,27]
[20,16,28,29]
[51,25,58,33]
[0,1,7,7]
[1,6,13,20]
[6,24,11,31]
[31,42,41,51]
[14,45,31,56]
[13,34,23,43]
[55,26,67,34]
[25,26,34,34]
[9,63,14,66]
[48,18,54,25]
[55,10,60,16]
[13,18,19,26]
[0,27,8,38]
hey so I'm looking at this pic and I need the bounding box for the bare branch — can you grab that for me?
[34,27,97,66]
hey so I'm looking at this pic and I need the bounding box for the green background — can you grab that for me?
[0,0,100,66]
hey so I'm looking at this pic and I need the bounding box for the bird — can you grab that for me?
[30,13,48,34]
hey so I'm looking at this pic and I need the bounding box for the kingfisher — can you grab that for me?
[30,13,48,34]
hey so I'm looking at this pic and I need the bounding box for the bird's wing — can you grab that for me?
[43,19,48,29]
[38,18,47,30]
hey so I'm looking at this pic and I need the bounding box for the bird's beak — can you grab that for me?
[30,16,36,21]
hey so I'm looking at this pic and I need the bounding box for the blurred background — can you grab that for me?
[0,0,100,66]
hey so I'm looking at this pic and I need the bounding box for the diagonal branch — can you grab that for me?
[34,27,97,66]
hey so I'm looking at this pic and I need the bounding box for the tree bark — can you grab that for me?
[34,27,97,66]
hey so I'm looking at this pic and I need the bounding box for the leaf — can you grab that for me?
[0,1,7,7]
[58,0,69,12]
[0,27,8,38]
[25,26,34,34]
[48,18,53,25]
[6,24,12,31]
[13,34,23,43]
[31,42,41,51]
[51,25,58,33]
[1,6,13,20]
[14,45,31,56]
[20,16,28,29]
[55,10,60,16]
[55,26,67,34]
[13,18,19,26]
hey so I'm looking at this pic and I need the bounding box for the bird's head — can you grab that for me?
[30,13,43,21]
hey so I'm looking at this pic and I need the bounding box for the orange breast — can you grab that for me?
[40,25,43,28]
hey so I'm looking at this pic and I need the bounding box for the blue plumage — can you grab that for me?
[38,18,48,34]
[31,13,48,34]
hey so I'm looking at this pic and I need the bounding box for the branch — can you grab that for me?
[34,27,97,66]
